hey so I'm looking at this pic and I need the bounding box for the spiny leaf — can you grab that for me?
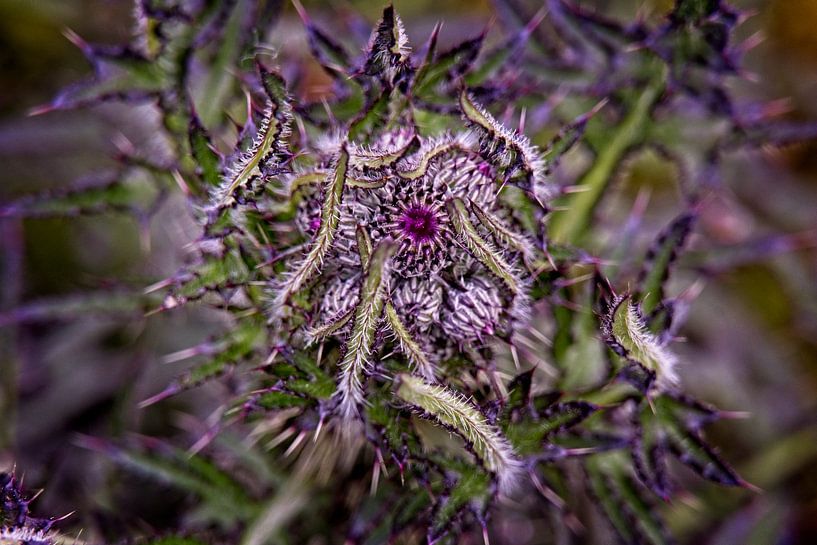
[188,112,222,188]
[413,29,486,97]
[142,318,266,406]
[362,5,412,88]
[502,369,534,418]
[336,240,397,420]
[196,0,249,126]
[0,172,162,219]
[349,134,416,169]
[282,170,327,198]
[430,463,491,540]
[504,401,597,456]
[272,146,349,311]
[288,352,336,400]
[304,307,354,345]
[82,437,257,525]
[672,0,721,23]
[396,133,475,180]
[396,374,522,494]
[384,302,435,380]
[356,225,373,268]
[548,70,666,243]
[411,22,441,97]
[470,199,538,269]
[43,44,168,112]
[216,66,292,205]
[349,89,391,141]
[252,390,310,410]
[302,15,352,78]
[604,295,679,388]
[0,291,154,326]
[637,212,696,316]
[586,452,672,545]
[168,248,252,303]
[459,90,549,201]
[447,197,521,295]
[652,394,743,487]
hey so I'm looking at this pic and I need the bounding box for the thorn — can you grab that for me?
[143,277,173,294]
[171,169,192,195]
[291,0,310,25]
[313,415,324,443]
[54,510,76,523]
[28,488,44,502]
[647,394,657,415]
[561,184,592,194]
[739,478,763,494]
[261,347,280,368]
[62,27,88,52]
[284,430,307,457]
[717,410,751,420]
[740,30,765,53]
[27,103,56,117]
[138,385,181,408]
[269,426,296,449]
[370,457,381,496]
[510,344,521,371]
[525,6,549,35]
[375,447,390,478]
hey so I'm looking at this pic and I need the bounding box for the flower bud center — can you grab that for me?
[398,205,438,244]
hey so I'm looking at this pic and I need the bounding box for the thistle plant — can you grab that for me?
[4,0,817,544]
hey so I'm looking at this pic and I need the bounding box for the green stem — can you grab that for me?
[549,66,667,245]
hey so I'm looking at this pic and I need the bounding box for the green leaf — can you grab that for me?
[254,391,310,410]
[548,67,666,244]
[504,401,597,456]
[215,65,292,205]
[189,113,222,188]
[90,438,257,526]
[384,302,435,380]
[144,318,266,405]
[430,463,491,539]
[413,30,486,98]
[652,394,743,487]
[586,452,671,545]
[637,212,696,315]
[272,146,348,310]
[447,197,521,295]
[171,248,252,301]
[0,172,162,218]
[396,374,521,493]
[336,240,396,419]
[604,295,678,387]
[672,0,720,22]
[289,352,335,400]
[196,0,247,127]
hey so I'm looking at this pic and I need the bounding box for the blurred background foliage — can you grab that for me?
[1,0,817,543]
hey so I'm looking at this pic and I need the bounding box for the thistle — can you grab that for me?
[7,0,816,543]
